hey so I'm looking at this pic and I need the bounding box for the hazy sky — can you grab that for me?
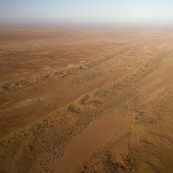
[1,0,173,24]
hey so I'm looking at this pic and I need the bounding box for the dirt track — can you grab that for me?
[0,25,173,173]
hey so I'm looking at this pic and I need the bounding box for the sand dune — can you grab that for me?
[0,25,173,173]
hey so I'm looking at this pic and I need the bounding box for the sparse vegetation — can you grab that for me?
[1,25,173,173]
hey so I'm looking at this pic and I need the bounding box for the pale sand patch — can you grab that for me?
[15,98,36,108]
[142,86,168,105]
[68,64,75,68]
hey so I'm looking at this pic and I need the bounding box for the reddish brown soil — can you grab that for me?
[0,25,173,173]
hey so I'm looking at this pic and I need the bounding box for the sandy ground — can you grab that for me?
[0,25,173,173]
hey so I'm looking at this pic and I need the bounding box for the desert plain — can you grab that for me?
[0,24,173,173]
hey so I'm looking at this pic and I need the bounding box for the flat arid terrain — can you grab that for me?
[1,24,173,173]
